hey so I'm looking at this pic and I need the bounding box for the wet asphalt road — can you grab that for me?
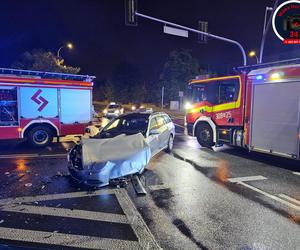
[0,126,299,249]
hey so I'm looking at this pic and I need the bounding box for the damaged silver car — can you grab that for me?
[68,112,175,187]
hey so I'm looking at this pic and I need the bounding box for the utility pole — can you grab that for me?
[259,1,280,63]
[161,86,164,109]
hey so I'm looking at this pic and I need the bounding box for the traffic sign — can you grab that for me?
[164,25,188,38]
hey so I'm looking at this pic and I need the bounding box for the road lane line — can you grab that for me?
[0,153,67,159]
[0,227,140,249]
[0,153,38,159]
[2,205,128,224]
[174,123,185,128]
[0,189,116,205]
[228,175,267,183]
[278,194,300,206]
[292,172,300,176]
[237,182,300,212]
[115,189,161,250]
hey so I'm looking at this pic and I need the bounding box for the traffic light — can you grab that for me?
[198,21,208,43]
[125,0,138,26]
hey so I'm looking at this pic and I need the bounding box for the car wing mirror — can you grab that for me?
[149,128,159,135]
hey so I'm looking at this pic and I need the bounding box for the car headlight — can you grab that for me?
[131,106,136,111]
[103,109,107,114]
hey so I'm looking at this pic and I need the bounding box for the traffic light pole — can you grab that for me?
[135,12,247,66]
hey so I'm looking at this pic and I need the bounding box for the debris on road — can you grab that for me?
[132,175,147,195]
[24,183,32,187]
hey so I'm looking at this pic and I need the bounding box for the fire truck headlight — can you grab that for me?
[184,102,192,110]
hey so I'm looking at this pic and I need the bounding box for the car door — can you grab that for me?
[155,115,170,149]
[146,117,160,155]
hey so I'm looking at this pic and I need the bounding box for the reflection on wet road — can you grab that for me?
[0,129,299,249]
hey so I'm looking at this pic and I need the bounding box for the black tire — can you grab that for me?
[165,135,174,153]
[27,126,53,147]
[196,123,214,148]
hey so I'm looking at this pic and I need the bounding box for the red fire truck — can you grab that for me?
[185,60,300,160]
[0,68,95,147]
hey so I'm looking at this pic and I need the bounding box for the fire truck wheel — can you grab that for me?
[27,126,53,147]
[196,123,214,148]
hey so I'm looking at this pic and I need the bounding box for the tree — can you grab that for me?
[12,49,80,74]
[111,61,144,103]
[158,49,200,104]
[103,81,114,101]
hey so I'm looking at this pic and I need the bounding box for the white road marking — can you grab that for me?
[0,188,161,249]
[0,153,67,159]
[115,189,161,250]
[292,172,300,176]
[174,123,185,129]
[3,205,128,224]
[228,175,267,183]
[148,184,172,191]
[237,182,300,212]
[278,194,300,206]
[0,154,38,159]
[0,189,116,206]
[0,227,141,250]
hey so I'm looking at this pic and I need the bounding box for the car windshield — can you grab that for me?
[108,104,120,109]
[96,114,149,138]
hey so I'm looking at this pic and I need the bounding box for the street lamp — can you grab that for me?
[259,6,275,63]
[248,51,259,64]
[57,42,73,59]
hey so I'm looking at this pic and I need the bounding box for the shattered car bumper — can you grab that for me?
[68,134,151,187]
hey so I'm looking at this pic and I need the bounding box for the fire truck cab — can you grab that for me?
[0,68,95,147]
[186,60,300,160]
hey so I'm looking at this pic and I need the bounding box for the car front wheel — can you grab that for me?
[165,135,174,153]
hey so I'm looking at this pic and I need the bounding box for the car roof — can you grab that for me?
[117,112,151,119]
[115,111,169,119]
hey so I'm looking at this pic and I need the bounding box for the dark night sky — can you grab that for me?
[0,0,298,84]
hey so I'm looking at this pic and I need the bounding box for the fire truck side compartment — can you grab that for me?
[250,81,300,158]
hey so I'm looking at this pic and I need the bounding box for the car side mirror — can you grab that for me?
[149,128,159,135]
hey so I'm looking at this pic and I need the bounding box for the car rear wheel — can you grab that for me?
[165,135,174,153]
[27,126,53,147]
[196,123,214,148]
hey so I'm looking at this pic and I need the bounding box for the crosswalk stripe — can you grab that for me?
[115,189,161,250]
[3,205,128,224]
[0,227,141,250]
[0,189,116,206]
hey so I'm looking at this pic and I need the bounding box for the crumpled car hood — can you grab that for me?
[69,133,151,187]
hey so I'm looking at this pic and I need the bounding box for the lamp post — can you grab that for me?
[259,5,276,63]
[248,51,259,64]
[57,43,73,65]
